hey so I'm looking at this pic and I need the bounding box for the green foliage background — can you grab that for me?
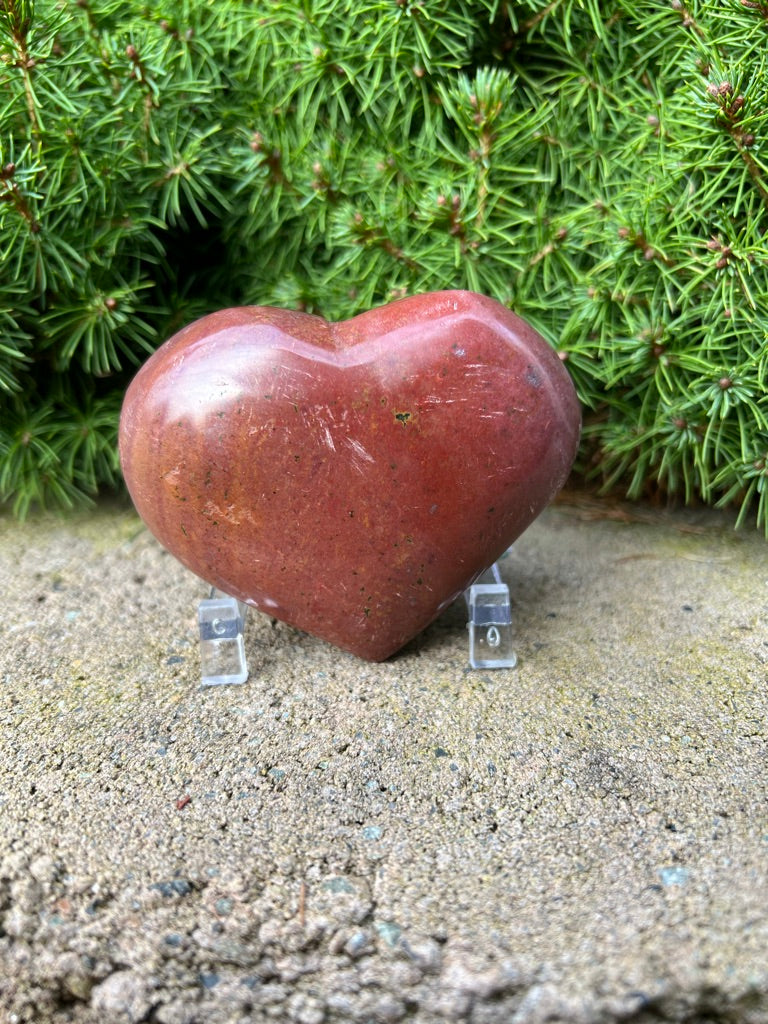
[2,0,767,528]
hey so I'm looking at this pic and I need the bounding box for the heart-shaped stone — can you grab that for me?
[119,290,580,660]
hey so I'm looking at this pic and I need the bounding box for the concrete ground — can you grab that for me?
[0,491,766,1024]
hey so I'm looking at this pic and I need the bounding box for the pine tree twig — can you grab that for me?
[0,161,39,232]
[350,211,421,271]
[669,0,706,38]
[521,0,563,33]
[475,135,490,226]
[706,81,768,211]
[74,0,99,36]
[616,225,675,266]
[124,43,160,150]
[2,0,41,150]
[739,0,768,19]
[468,92,497,227]
[250,133,291,190]
[436,193,471,253]
[17,47,38,147]
[530,227,568,266]
[311,161,339,202]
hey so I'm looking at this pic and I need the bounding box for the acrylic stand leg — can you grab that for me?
[198,589,249,686]
[464,561,517,669]
[197,559,515,685]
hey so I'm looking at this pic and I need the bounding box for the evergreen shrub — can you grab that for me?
[1,0,767,529]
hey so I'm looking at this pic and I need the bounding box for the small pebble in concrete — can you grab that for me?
[659,866,690,887]
[375,921,403,947]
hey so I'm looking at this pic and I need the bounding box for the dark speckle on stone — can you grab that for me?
[151,879,193,898]
[435,747,450,758]
[199,972,220,989]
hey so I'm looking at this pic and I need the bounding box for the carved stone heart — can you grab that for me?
[119,290,580,660]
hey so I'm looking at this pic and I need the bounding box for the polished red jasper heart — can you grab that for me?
[119,290,580,660]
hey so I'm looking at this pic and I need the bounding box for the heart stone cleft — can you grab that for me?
[119,290,581,661]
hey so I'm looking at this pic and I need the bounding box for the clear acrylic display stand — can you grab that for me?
[198,590,249,686]
[198,559,515,687]
[464,561,517,670]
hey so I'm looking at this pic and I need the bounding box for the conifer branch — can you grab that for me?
[0,161,39,232]
[739,0,768,18]
[350,211,421,272]
[670,0,706,38]
[616,225,675,267]
[706,80,768,212]
[521,0,562,33]
[0,0,766,530]
[1,0,41,149]
[18,47,39,150]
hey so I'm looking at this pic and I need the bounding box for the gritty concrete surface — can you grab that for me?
[0,492,766,1024]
